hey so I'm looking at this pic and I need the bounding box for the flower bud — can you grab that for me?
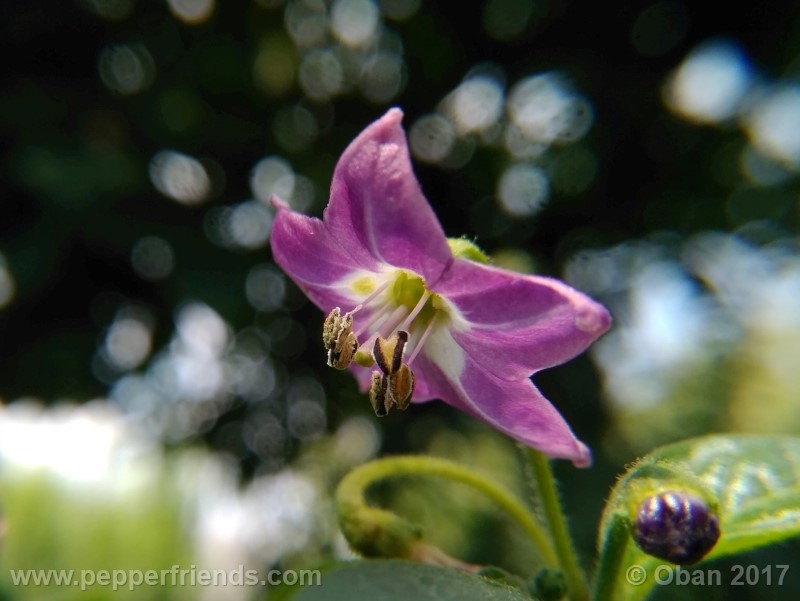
[529,567,567,601]
[632,491,720,565]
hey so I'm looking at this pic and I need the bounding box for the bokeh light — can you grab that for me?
[592,259,723,408]
[131,235,176,281]
[98,44,156,95]
[249,155,314,212]
[251,156,296,204]
[744,85,800,168]
[285,0,329,48]
[298,48,345,100]
[443,75,505,135]
[566,228,800,458]
[245,264,286,312]
[409,113,456,163]
[166,0,216,25]
[331,0,380,47]
[359,51,405,103]
[496,163,550,218]
[333,416,381,464]
[149,150,213,205]
[664,40,754,123]
[207,200,274,250]
[101,306,154,372]
[507,73,594,145]
[0,401,154,485]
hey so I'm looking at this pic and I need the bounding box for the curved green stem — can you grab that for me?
[527,449,590,601]
[591,514,631,601]
[336,455,557,566]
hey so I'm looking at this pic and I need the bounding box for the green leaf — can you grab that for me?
[282,560,532,601]
[597,434,800,601]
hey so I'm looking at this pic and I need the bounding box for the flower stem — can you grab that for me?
[336,455,557,567]
[591,514,631,601]
[526,449,590,601]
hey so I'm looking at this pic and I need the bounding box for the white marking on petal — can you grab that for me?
[333,268,395,305]
[425,327,466,383]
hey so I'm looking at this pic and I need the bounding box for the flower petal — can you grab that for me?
[270,196,379,310]
[414,351,592,467]
[433,259,611,380]
[324,108,453,283]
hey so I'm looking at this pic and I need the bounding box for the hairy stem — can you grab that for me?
[336,455,557,566]
[591,514,631,601]
[527,449,590,601]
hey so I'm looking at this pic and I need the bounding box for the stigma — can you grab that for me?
[321,270,445,416]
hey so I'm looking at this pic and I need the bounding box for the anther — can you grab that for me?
[368,371,391,417]
[323,307,359,369]
[371,331,415,413]
[389,363,414,410]
[373,330,409,376]
[322,274,437,416]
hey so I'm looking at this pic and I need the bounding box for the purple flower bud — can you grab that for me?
[632,491,720,565]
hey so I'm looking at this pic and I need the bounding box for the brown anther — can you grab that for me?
[372,330,409,375]
[329,331,358,370]
[371,331,415,412]
[368,371,392,417]
[323,307,359,369]
[323,307,348,349]
[389,363,414,410]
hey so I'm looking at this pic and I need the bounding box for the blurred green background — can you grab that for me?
[2,0,800,599]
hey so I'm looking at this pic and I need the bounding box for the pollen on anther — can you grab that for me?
[373,331,409,376]
[369,371,391,416]
[389,363,414,410]
[323,307,359,369]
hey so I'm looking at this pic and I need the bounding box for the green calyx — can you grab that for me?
[447,237,490,264]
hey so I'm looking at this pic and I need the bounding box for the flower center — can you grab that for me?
[322,270,448,416]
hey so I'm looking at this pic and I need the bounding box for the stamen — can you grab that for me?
[354,297,393,338]
[325,272,445,417]
[372,330,408,375]
[379,304,411,339]
[406,314,438,366]
[368,371,390,417]
[399,290,431,332]
[391,331,409,373]
[323,307,358,369]
[389,363,414,410]
[352,278,392,313]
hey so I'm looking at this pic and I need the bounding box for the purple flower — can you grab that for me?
[270,109,610,467]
